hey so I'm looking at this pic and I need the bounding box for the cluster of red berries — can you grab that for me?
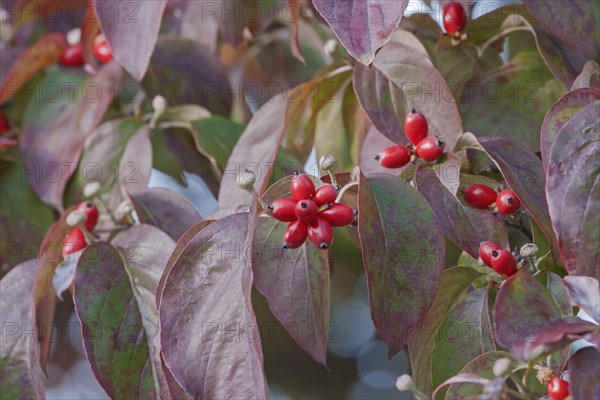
[478,242,518,277]
[267,172,357,250]
[62,202,99,256]
[443,1,468,40]
[464,184,521,215]
[376,109,445,169]
[547,376,569,400]
[60,37,113,67]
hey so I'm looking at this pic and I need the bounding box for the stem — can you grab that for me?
[509,372,535,399]
[95,195,120,225]
[409,386,429,400]
[253,188,269,210]
[505,217,533,241]
[327,170,337,186]
[79,224,95,244]
[335,182,358,203]
[505,387,528,400]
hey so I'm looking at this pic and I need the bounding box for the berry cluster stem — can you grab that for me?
[335,181,358,203]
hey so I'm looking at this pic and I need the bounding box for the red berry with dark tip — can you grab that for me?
[268,198,297,222]
[404,109,428,145]
[314,184,339,206]
[283,220,308,249]
[464,184,497,209]
[490,249,517,277]
[547,377,569,400]
[295,199,318,224]
[0,112,9,134]
[77,202,99,231]
[94,39,113,64]
[62,228,87,256]
[319,204,357,227]
[290,173,315,200]
[308,218,333,250]
[496,189,520,215]
[443,1,468,35]
[479,241,501,267]
[60,44,85,67]
[416,137,445,162]
[376,145,411,169]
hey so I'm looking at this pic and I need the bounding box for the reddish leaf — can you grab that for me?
[288,0,305,64]
[571,61,600,90]
[0,33,67,105]
[546,101,600,277]
[312,0,407,65]
[540,87,600,171]
[94,0,167,80]
[357,172,445,356]
[0,260,44,399]
[569,347,600,399]
[354,42,463,148]
[358,125,398,176]
[160,213,268,398]
[562,276,600,323]
[432,373,490,400]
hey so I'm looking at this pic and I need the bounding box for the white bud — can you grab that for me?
[492,357,512,377]
[115,200,133,220]
[236,169,256,192]
[242,27,253,41]
[324,39,338,56]
[66,28,81,45]
[83,182,101,198]
[152,95,167,115]
[395,374,413,391]
[520,243,539,258]
[66,210,86,227]
[319,154,336,171]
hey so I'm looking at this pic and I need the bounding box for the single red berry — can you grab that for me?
[94,39,113,64]
[60,44,85,67]
[479,241,501,267]
[443,1,468,35]
[375,145,411,169]
[314,184,339,207]
[268,198,297,222]
[77,202,99,231]
[62,228,87,256]
[308,217,333,250]
[319,203,357,227]
[404,109,428,145]
[490,249,517,277]
[283,220,308,249]
[290,172,315,201]
[496,189,521,215]
[0,112,9,134]
[295,199,318,224]
[464,184,497,210]
[416,137,445,162]
[547,377,569,400]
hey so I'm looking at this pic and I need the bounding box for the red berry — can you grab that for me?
[314,184,339,207]
[283,220,308,249]
[464,184,497,210]
[376,145,411,169]
[295,199,318,224]
[290,173,315,201]
[479,241,501,267]
[547,377,569,400]
[94,39,113,64]
[0,112,9,134]
[268,198,297,222]
[416,137,445,162]
[319,204,357,227]
[77,202,99,231]
[308,218,333,250]
[490,249,517,277]
[443,1,468,35]
[62,228,87,256]
[60,44,85,67]
[404,109,428,145]
[496,189,520,215]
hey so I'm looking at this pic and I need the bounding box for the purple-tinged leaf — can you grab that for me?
[545,271,573,317]
[21,63,124,211]
[493,270,597,361]
[415,155,508,258]
[446,351,517,400]
[569,347,600,399]
[119,125,152,196]
[540,87,600,171]
[129,188,203,241]
[571,61,600,90]
[431,287,496,392]
[408,267,482,396]
[252,175,330,365]
[358,125,399,176]
[354,42,463,148]
[546,101,600,278]
[432,373,490,400]
[357,172,445,356]
[0,260,44,399]
[562,276,600,324]
[94,0,167,80]
[288,0,305,64]
[52,249,84,301]
[160,213,268,399]
[312,0,406,65]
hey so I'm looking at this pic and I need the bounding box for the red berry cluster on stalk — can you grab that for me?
[59,35,113,67]
[62,202,99,256]
[478,241,518,277]
[463,184,521,215]
[376,109,445,169]
[547,376,569,400]
[268,172,357,250]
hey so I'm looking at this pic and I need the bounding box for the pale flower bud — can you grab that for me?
[492,357,512,377]
[520,243,539,258]
[395,374,413,391]
[237,169,256,192]
[115,200,133,220]
[66,28,81,45]
[83,182,101,198]
[152,95,167,115]
[324,39,338,56]
[66,210,86,227]
[319,154,336,171]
